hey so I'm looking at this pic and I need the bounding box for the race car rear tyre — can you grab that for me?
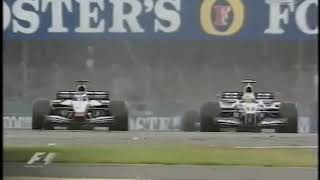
[277,103,298,133]
[32,98,51,130]
[200,102,221,132]
[110,101,129,131]
[181,110,199,131]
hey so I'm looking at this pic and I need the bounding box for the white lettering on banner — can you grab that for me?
[295,0,318,34]
[154,0,181,33]
[3,0,181,34]
[12,0,40,34]
[41,0,72,33]
[109,0,144,33]
[265,0,295,34]
[129,116,181,130]
[265,0,318,34]
[3,0,317,36]
[144,0,154,12]
[75,0,105,33]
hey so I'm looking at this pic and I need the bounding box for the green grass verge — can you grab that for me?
[4,145,317,167]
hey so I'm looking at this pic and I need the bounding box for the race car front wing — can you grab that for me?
[45,115,114,124]
[214,117,288,127]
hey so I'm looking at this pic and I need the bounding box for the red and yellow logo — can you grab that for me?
[200,0,245,36]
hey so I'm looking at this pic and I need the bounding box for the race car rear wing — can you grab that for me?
[221,91,275,100]
[255,92,274,99]
[56,91,109,100]
[241,79,257,84]
[221,92,243,99]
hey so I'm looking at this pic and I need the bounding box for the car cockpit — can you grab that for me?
[241,80,256,102]
[74,84,89,101]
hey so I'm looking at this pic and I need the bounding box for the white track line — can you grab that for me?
[5,177,148,180]
[233,146,318,149]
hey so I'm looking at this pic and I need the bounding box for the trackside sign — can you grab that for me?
[3,116,32,128]
[129,116,181,130]
[3,0,318,40]
[2,115,313,133]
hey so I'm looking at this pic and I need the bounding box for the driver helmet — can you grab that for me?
[242,85,255,101]
[77,85,86,92]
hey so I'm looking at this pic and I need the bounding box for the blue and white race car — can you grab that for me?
[182,80,298,133]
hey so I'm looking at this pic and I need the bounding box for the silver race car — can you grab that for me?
[32,80,128,130]
[182,80,298,133]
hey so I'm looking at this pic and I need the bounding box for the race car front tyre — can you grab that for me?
[277,103,298,133]
[32,98,51,130]
[110,101,129,131]
[181,110,199,131]
[200,102,221,132]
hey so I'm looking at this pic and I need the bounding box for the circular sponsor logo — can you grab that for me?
[3,2,11,30]
[200,0,245,36]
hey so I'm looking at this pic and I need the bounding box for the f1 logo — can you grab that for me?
[26,152,56,165]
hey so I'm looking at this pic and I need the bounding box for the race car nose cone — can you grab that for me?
[74,112,86,117]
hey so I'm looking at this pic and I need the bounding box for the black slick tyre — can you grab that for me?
[200,102,221,132]
[110,101,129,131]
[277,103,298,133]
[32,98,51,130]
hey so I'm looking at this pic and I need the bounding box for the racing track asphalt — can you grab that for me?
[3,129,318,147]
[4,163,318,180]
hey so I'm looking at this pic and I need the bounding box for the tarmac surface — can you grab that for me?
[3,129,318,147]
[4,163,318,180]
[3,129,318,180]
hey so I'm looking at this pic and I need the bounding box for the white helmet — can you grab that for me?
[242,85,255,102]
